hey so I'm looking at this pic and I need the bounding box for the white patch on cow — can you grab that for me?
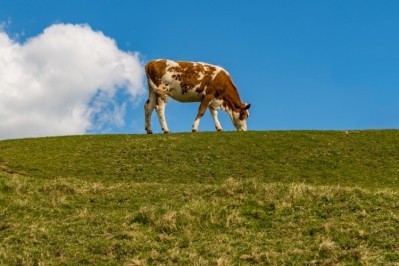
[197,72,204,80]
[162,70,179,88]
[231,110,247,131]
[158,67,202,102]
[165,59,179,69]
[211,66,223,80]
[192,117,201,131]
[209,98,224,110]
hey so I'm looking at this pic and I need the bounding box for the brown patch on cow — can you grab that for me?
[168,62,217,96]
[239,108,249,120]
[145,60,168,87]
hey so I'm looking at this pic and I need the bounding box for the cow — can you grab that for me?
[144,59,250,134]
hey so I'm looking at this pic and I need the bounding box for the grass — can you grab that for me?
[0,130,398,265]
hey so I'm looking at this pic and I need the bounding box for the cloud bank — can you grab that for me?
[0,23,145,140]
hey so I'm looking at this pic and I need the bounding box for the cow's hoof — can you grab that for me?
[164,131,171,134]
[192,129,198,133]
[216,128,223,132]
[146,130,153,134]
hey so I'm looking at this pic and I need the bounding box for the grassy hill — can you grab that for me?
[0,131,398,265]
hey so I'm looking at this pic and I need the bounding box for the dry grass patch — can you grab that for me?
[125,179,399,265]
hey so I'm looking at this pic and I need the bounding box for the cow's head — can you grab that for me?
[231,103,251,131]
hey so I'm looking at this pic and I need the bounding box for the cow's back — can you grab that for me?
[145,59,228,102]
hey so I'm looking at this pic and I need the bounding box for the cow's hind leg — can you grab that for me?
[209,107,223,131]
[155,95,171,134]
[144,89,157,134]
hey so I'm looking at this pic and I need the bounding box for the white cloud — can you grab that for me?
[0,23,145,140]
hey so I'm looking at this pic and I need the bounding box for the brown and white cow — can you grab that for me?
[144,59,250,134]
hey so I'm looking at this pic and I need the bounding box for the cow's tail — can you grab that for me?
[147,76,158,92]
[145,63,156,92]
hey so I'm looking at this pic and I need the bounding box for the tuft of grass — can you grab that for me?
[0,131,398,264]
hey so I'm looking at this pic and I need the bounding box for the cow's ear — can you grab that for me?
[244,103,251,110]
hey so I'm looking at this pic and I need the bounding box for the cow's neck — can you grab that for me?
[223,85,243,113]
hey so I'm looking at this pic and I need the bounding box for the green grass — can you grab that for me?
[0,130,398,265]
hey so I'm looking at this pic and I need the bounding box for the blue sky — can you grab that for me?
[1,1,399,138]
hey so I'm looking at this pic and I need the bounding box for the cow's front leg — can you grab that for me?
[192,97,213,132]
[208,107,223,131]
[155,96,171,133]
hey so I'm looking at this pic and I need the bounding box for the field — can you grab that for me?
[0,131,398,265]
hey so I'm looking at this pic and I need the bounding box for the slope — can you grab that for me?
[0,131,398,264]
